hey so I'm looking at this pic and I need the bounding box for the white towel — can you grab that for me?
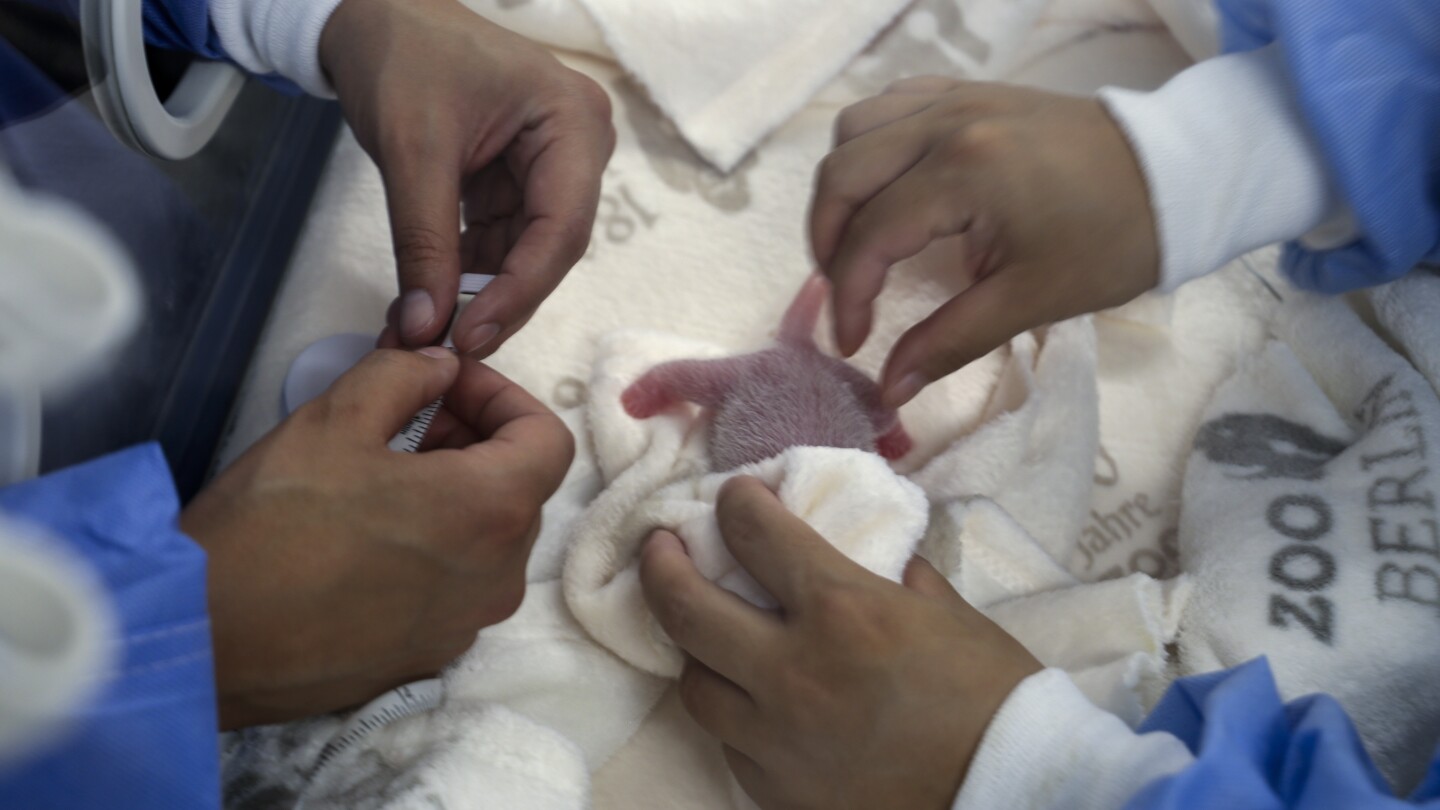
[462,0,913,171]
[460,0,1057,171]
[445,582,669,771]
[842,0,1054,94]
[216,1,1193,473]
[911,322,1103,578]
[211,5,1227,807]
[903,321,1188,722]
[222,697,589,810]
[573,0,917,172]
[1368,269,1440,397]
[220,290,1195,810]
[1175,280,1440,793]
[564,329,931,676]
[577,317,1187,806]
[1081,258,1283,582]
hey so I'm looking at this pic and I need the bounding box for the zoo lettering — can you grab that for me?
[1079,444,1182,579]
[1264,375,1438,647]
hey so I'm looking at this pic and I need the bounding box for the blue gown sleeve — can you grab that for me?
[1214,0,1440,293]
[0,444,221,810]
[141,0,304,95]
[139,0,227,62]
[1124,657,1440,809]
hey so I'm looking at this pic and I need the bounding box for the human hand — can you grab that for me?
[180,349,573,729]
[639,477,1042,810]
[320,0,615,355]
[810,77,1158,408]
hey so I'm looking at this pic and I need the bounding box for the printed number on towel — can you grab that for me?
[1265,494,1337,645]
[585,178,658,260]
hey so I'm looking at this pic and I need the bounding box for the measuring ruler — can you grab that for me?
[309,678,445,776]
[387,273,494,453]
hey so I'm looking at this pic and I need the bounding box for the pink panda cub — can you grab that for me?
[622,275,912,471]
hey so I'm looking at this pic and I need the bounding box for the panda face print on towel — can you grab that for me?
[622,275,912,471]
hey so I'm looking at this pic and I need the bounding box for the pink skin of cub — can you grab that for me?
[622,275,913,471]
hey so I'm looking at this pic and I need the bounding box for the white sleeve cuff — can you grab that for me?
[209,0,347,98]
[952,669,1195,810]
[1097,43,1354,292]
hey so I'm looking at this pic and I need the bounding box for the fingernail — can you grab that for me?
[884,372,927,409]
[417,346,452,360]
[400,290,435,342]
[460,322,501,355]
[646,530,686,556]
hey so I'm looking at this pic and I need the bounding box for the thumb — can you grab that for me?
[381,155,463,346]
[319,348,460,442]
[879,269,1036,409]
[902,556,968,610]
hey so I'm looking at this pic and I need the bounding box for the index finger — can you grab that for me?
[808,123,933,356]
[453,106,615,356]
[825,157,985,358]
[715,477,866,611]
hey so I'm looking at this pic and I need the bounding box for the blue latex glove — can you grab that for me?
[1218,0,1440,292]
[1127,658,1440,809]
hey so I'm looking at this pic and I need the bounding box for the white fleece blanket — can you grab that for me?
[1175,272,1440,793]
[212,1,1349,808]
[455,0,1051,171]
[566,332,933,674]
[220,312,1210,809]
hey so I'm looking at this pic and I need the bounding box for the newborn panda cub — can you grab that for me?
[622,275,912,471]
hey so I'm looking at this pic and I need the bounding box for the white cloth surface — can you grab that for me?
[220,275,1203,808]
[1099,44,1353,293]
[455,0,611,61]
[1082,257,1284,582]
[565,331,932,675]
[444,581,668,771]
[211,0,345,97]
[213,3,1398,808]
[222,696,589,809]
[566,0,911,172]
[460,0,1051,171]
[1368,270,1440,398]
[948,273,1440,808]
[570,313,1189,807]
[1175,277,1440,793]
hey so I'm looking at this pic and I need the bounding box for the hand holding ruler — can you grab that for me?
[387,273,494,453]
